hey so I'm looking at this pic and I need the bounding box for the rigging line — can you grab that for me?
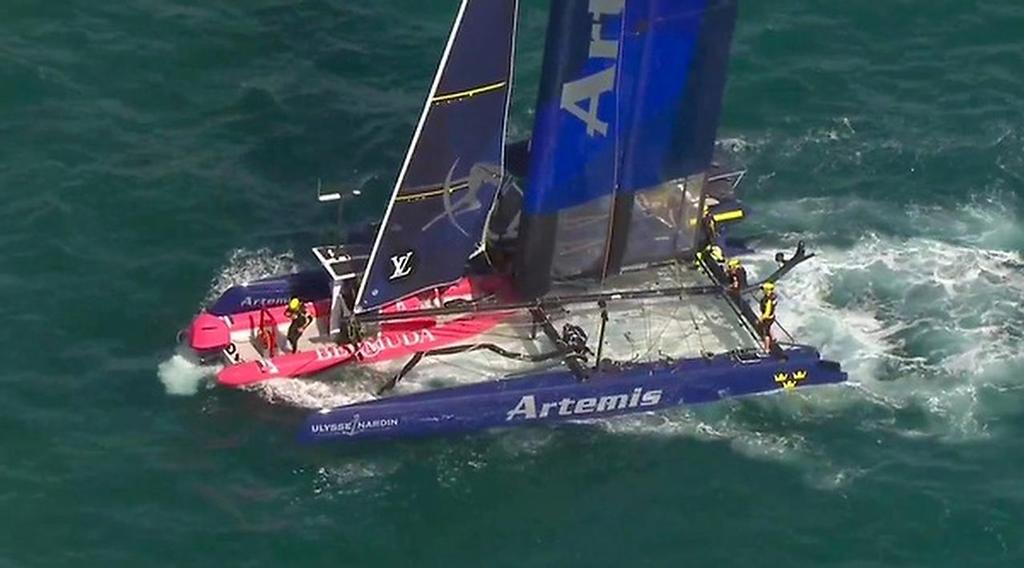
[376,342,564,395]
[639,298,684,361]
[667,259,706,355]
[347,281,722,326]
[687,304,708,356]
[774,318,797,344]
[647,258,688,356]
[642,296,652,356]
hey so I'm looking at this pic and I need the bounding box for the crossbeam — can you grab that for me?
[347,282,722,326]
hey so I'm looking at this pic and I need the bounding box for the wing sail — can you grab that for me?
[516,0,739,297]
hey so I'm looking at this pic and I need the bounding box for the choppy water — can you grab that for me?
[4,1,1024,566]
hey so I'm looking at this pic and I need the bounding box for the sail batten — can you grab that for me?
[355,0,518,313]
[433,80,508,103]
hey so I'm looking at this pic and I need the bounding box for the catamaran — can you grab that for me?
[181,0,847,442]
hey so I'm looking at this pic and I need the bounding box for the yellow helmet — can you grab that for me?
[762,282,776,294]
[288,297,301,311]
[728,259,741,269]
[709,246,725,262]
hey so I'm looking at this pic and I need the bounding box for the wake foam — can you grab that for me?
[158,351,218,396]
[248,366,390,410]
[729,194,1024,442]
[593,199,1024,481]
[781,233,1024,438]
[205,247,298,303]
[159,247,297,396]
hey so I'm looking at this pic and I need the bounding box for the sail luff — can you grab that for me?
[598,9,631,282]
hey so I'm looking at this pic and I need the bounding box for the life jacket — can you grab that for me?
[708,245,725,263]
[759,293,777,320]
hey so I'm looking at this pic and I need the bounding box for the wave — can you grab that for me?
[157,350,219,396]
[205,247,299,303]
[781,232,1024,436]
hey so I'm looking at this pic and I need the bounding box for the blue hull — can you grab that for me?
[300,346,846,443]
[208,270,331,316]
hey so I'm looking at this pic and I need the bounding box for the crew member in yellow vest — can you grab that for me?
[285,297,312,354]
[694,244,725,269]
[700,204,718,249]
[726,258,747,298]
[758,282,778,352]
[708,245,725,265]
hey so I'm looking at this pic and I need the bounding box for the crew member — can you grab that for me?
[708,245,725,266]
[699,204,719,250]
[726,258,747,298]
[695,244,726,273]
[758,282,778,352]
[285,297,312,354]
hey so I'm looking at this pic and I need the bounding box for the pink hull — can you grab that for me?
[216,310,509,387]
[210,276,512,387]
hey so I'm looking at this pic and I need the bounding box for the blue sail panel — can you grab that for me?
[515,0,626,294]
[618,0,708,193]
[664,0,738,180]
[517,0,738,296]
[618,0,738,268]
[356,0,517,312]
[522,0,622,216]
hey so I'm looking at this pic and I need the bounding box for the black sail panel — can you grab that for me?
[355,0,517,312]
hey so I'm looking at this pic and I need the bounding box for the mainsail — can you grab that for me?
[355,0,518,312]
[516,0,739,298]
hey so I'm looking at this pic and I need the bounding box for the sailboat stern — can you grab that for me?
[187,313,231,353]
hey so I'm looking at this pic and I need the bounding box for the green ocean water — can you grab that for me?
[3,1,1024,566]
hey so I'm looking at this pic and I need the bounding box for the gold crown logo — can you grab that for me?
[774,371,808,391]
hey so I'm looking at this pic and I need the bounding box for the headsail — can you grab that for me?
[516,0,739,298]
[355,0,518,313]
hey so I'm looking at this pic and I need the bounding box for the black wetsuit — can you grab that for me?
[286,305,311,353]
[696,214,718,252]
